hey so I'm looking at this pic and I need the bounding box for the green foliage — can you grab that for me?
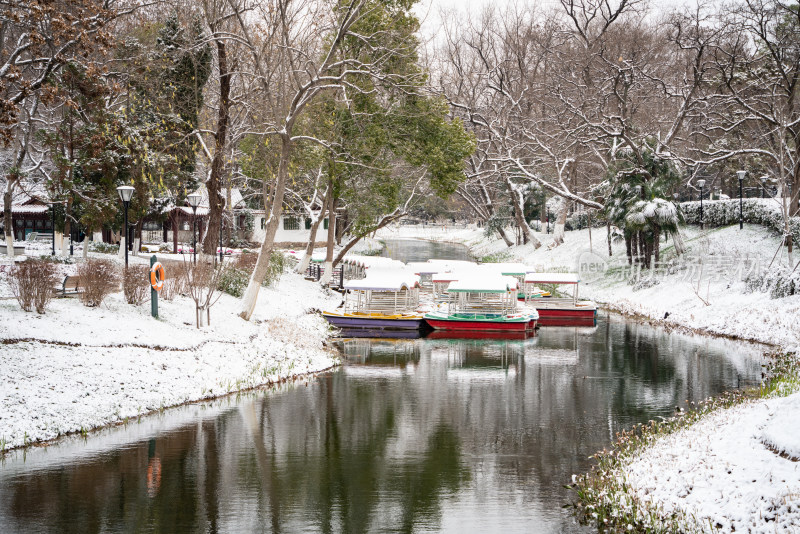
[218,267,249,298]
[89,241,120,254]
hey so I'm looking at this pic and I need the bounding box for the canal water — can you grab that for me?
[0,240,764,533]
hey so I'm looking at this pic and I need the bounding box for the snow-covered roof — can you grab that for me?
[447,275,518,293]
[524,272,580,285]
[174,206,210,217]
[344,269,420,291]
[12,204,48,214]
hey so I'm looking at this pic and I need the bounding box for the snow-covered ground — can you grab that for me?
[0,259,342,452]
[377,221,800,532]
[624,391,800,533]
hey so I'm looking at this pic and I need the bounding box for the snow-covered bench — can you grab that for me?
[54,275,82,298]
[0,243,26,255]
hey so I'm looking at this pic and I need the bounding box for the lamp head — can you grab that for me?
[737,170,746,182]
[187,192,202,208]
[760,175,768,184]
[117,185,134,203]
[697,179,706,188]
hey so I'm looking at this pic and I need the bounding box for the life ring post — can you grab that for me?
[150,255,162,318]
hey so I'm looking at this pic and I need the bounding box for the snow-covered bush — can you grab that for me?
[218,267,249,297]
[123,265,150,305]
[89,241,119,254]
[8,259,59,313]
[77,259,120,307]
[160,262,188,301]
[745,264,800,299]
[681,198,800,244]
[182,260,228,328]
[232,250,286,288]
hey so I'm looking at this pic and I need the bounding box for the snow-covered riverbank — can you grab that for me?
[378,221,800,532]
[378,222,800,350]
[0,268,342,452]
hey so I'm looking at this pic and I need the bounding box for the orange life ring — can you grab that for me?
[150,262,165,291]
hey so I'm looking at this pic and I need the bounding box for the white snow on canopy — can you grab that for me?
[344,268,420,291]
[406,262,442,275]
[524,272,580,284]
[341,255,404,270]
[447,274,518,293]
[480,262,528,275]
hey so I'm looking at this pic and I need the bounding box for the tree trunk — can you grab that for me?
[552,201,567,246]
[607,221,613,257]
[504,175,542,249]
[83,227,90,259]
[654,226,661,265]
[3,189,14,259]
[295,191,329,274]
[203,39,231,256]
[320,180,336,285]
[239,135,292,321]
[62,199,72,256]
[332,210,406,267]
[625,233,632,265]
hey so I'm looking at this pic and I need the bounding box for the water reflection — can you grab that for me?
[0,313,763,533]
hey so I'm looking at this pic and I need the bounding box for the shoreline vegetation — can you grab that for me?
[568,351,799,533]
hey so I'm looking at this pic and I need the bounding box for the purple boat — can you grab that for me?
[322,269,424,331]
[323,312,425,330]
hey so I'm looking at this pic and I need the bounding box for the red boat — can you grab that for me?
[523,273,597,326]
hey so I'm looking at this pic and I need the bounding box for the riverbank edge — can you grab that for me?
[0,330,342,454]
[0,350,340,455]
[566,351,800,533]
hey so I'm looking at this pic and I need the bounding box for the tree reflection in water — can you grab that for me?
[0,315,763,533]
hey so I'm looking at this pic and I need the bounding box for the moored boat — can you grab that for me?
[523,272,597,326]
[322,269,425,330]
[424,275,538,333]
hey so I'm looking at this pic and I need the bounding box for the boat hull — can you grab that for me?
[323,312,424,330]
[535,308,597,327]
[424,316,537,332]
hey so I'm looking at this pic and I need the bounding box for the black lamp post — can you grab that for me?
[50,202,56,256]
[219,214,224,264]
[546,212,550,234]
[187,192,201,265]
[737,170,746,230]
[117,185,134,268]
[698,179,706,229]
[760,175,768,198]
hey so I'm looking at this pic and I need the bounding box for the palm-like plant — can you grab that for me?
[603,146,684,267]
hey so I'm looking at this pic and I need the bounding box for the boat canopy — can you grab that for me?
[524,272,580,285]
[480,262,528,276]
[447,275,518,293]
[344,269,421,291]
[406,262,441,275]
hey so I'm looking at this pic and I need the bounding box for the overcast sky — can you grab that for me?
[413,0,704,40]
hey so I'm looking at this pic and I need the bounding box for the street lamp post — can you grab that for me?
[737,170,746,230]
[760,175,768,198]
[50,203,56,256]
[187,193,201,265]
[219,214,224,264]
[698,179,706,229]
[117,186,134,268]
